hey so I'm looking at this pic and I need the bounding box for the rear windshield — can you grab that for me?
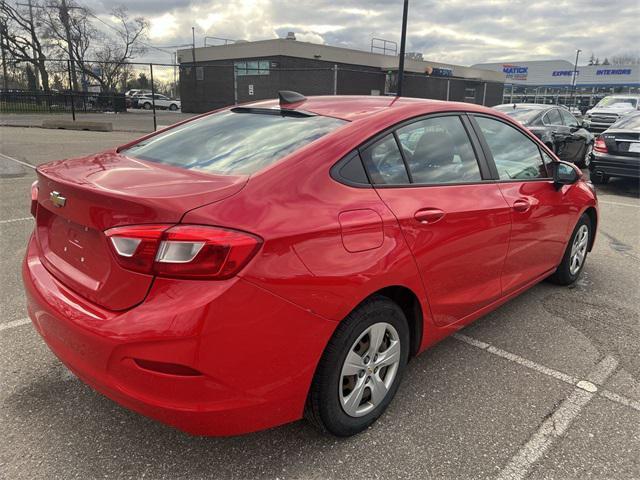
[611,113,640,130]
[503,108,542,124]
[121,109,346,175]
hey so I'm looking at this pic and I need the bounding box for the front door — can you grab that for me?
[471,115,574,294]
[359,114,512,326]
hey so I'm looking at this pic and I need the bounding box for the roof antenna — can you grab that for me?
[278,90,307,106]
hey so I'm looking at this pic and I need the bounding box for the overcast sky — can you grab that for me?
[85,0,639,67]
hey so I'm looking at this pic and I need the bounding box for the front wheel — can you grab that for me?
[143,102,152,110]
[306,295,410,436]
[548,213,592,285]
[169,103,178,111]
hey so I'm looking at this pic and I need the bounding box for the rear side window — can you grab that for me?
[543,109,562,126]
[475,116,548,180]
[121,110,346,175]
[396,116,482,184]
[360,134,410,185]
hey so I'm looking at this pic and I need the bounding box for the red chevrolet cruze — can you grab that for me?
[23,93,598,437]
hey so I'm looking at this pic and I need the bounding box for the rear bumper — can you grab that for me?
[590,152,640,179]
[22,234,336,436]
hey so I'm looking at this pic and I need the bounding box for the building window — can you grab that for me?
[196,67,204,81]
[464,87,476,103]
[235,60,270,76]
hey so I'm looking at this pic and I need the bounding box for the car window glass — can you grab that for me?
[475,116,548,180]
[396,116,482,184]
[544,109,562,125]
[360,134,410,185]
[560,109,578,127]
[121,110,346,175]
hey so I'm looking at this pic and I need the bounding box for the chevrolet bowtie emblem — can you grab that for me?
[50,191,66,208]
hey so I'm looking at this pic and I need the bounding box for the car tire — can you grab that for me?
[548,213,592,286]
[169,104,178,111]
[143,102,152,110]
[306,295,410,437]
[575,142,592,168]
[590,170,609,185]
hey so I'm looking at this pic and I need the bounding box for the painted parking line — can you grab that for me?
[454,333,639,413]
[598,200,640,208]
[0,216,33,225]
[496,355,619,480]
[0,152,36,170]
[0,318,31,332]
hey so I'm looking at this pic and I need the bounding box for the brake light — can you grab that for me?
[30,181,39,217]
[594,137,608,153]
[104,224,261,279]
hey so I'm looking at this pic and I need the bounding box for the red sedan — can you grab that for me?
[23,93,598,437]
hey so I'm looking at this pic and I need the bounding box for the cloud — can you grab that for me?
[86,0,638,66]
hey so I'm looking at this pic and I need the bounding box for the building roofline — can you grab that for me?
[178,38,504,82]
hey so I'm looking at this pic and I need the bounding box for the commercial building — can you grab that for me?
[177,38,504,113]
[472,59,640,108]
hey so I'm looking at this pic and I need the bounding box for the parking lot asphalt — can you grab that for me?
[1,126,638,480]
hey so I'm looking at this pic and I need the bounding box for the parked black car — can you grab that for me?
[493,104,594,167]
[589,112,640,184]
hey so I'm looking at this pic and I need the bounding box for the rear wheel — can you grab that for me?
[169,103,178,111]
[306,295,410,436]
[590,170,609,184]
[143,102,152,110]
[548,214,592,285]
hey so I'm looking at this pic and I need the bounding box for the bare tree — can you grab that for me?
[610,53,640,65]
[0,0,52,90]
[43,1,147,91]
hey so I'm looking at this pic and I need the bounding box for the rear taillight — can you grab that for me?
[104,224,261,280]
[30,181,39,217]
[594,137,608,153]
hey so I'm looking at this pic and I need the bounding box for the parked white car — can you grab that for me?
[134,94,181,111]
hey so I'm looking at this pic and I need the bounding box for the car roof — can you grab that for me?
[244,95,500,122]
[494,103,550,110]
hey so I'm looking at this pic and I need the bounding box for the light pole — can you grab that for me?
[396,0,409,97]
[569,49,581,108]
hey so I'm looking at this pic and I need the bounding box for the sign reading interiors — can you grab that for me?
[473,59,639,86]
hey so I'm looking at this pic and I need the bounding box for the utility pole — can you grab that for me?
[396,0,409,97]
[15,0,41,89]
[569,49,581,109]
[58,0,78,90]
[0,16,8,91]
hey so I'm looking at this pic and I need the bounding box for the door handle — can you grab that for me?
[512,199,531,212]
[414,208,445,224]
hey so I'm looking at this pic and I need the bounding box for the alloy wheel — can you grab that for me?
[584,143,593,166]
[339,322,401,417]
[569,224,589,275]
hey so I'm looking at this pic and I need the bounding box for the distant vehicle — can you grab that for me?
[493,103,594,166]
[132,94,181,111]
[584,95,640,132]
[589,112,640,184]
[125,89,153,98]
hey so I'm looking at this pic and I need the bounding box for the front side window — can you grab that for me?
[121,110,346,175]
[360,134,409,185]
[475,116,548,180]
[396,116,482,184]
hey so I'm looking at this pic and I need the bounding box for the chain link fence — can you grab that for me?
[1,59,504,132]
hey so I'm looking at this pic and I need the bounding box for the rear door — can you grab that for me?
[470,114,573,293]
[559,109,588,162]
[543,108,572,161]
[362,114,512,326]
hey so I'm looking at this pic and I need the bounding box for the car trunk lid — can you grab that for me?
[34,152,247,311]
[602,131,640,157]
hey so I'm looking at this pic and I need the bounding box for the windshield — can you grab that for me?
[502,108,542,124]
[121,110,347,175]
[611,113,640,130]
[596,97,638,108]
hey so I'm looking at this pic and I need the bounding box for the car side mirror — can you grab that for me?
[581,119,590,129]
[550,161,579,189]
